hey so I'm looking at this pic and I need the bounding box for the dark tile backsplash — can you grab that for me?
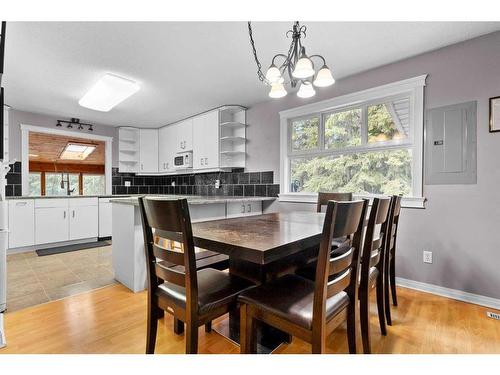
[4,162,279,198]
[111,168,279,197]
[6,161,22,197]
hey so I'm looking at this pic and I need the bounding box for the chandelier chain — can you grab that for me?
[247,22,268,84]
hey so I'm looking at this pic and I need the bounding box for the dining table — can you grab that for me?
[192,211,326,353]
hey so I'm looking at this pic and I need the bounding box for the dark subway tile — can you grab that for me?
[186,186,193,195]
[266,184,280,197]
[112,176,122,186]
[238,173,249,185]
[13,162,22,173]
[222,184,234,196]
[233,185,243,197]
[112,186,117,195]
[149,186,159,194]
[138,186,149,194]
[134,177,144,186]
[7,173,21,185]
[207,186,216,196]
[168,186,174,194]
[229,172,239,184]
[261,171,274,184]
[249,172,261,184]
[127,186,138,194]
[14,185,22,196]
[255,184,266,197]
[116,186,127,194]
[181,185,187,194]
[244,185,255,197]
[112,167,119,176]
[5,185,13,197]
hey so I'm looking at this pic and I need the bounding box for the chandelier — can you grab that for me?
[248,21,335,99]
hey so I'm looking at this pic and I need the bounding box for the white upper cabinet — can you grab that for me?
[159,125,174,173]
[139,129,159,173]
[193,110,219,170]
[174,119,193,153]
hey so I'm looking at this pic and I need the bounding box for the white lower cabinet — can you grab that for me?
[226,200,262,218]
[35,199,70,245]
[69,198,98,240]
[8,199,35,248]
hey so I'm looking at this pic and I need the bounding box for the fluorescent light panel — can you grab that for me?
[60,143,96,161]
[79,73,140,112]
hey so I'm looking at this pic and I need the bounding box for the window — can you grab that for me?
[28,172,42,196]
[83,174,106,195]
[280,76,426,207]
[45,173,80,196]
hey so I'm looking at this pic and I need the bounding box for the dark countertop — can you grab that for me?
[110,195,277,205]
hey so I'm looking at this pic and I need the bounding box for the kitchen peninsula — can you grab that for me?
[110,195,276,292]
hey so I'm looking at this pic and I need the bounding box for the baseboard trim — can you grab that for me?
[396,277,500,310]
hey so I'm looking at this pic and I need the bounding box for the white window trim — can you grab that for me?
[279,75,427,209]
[20,124,113,196]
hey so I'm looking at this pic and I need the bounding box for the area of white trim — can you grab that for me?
[279,75,427,201]
[396,277,500,310]
[19,124,113,196]
[7,237,99,255]
[278,193,426,208]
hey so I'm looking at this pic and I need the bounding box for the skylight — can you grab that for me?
[78,73,140,112]
[60,143,96,161]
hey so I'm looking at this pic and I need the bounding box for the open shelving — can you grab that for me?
[219,106,246,170]
[118,127,140,173]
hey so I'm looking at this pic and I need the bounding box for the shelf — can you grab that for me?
[220,151,246,156]
[119,149,138,153]
[220,136,246,142]
[119,138,137,143]
[118,160,138,163]
[220,121,246,128]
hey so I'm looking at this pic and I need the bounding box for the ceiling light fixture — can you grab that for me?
[56,118,94,132]
[248,21,335,99]
[79,73,140,112]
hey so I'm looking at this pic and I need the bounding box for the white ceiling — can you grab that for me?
[4,22,500,127]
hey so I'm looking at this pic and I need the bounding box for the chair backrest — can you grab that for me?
[316,192,353,212]
[139,197,198,316]
[359,197,392,291]
[387,195,402,255]
[313,199,367,328]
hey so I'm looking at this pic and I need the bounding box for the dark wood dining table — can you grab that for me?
[192,211,326,353]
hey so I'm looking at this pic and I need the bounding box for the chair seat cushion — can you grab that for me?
[238,274,350,330]
[156,268,254,316]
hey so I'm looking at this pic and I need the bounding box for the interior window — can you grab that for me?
[45,173,80,196]
[28,172,42,196]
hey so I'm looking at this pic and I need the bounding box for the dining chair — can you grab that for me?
[238,199,368,354]
[358,196,391,354]
[139,197,254,354]
[316,192,353,212]
[383,195,402,326]
[294,192,353,280]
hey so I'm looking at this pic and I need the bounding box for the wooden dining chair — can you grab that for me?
[239,199,368,354]
[139,197,254,354]
[294,192,354,280]
[383,195,402,326]
[316,192,353,212]
[358,196,391,354]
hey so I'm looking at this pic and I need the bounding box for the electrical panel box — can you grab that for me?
[425,101,477,185]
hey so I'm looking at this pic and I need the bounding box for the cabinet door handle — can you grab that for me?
[200,158,204,166]
[64,211,66,219]
[241,204,245,214]
[16,202,27,206]
[72,210,75,218]
[247,204,251,213]
[205,157,208,165]
[141,163,143,170]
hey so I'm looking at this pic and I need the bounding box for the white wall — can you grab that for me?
[247,31,500,300]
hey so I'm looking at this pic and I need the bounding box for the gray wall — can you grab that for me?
[8,109,119,166]
[247,31,500,300]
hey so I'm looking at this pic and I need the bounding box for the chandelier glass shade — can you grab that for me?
[248,21,335,99]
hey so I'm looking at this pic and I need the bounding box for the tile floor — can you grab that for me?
[6,246,115,312]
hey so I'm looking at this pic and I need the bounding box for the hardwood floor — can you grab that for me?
[1,283,499,354]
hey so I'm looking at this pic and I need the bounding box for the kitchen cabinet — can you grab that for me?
[226,200,262,218]
[69,198,98,240]
[139,129,159,173]
[35,199,69,245]
[193,110,219,170]
[8,199,35,248]
[158,124,177,173]
[174,118,193,153]
[118,127,140,173]
[98,198,112,238]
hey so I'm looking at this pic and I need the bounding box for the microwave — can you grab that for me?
[173,151,193,168]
